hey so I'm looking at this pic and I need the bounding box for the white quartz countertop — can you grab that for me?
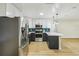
[29,32,35,34]
[28,32,63,36]
[46,32,63,36]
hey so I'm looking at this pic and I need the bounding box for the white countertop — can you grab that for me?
[46,32,63,36]
[28,32,63,36]
[29,32,35,34]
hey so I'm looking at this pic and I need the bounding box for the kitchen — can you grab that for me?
[0,3,79,56]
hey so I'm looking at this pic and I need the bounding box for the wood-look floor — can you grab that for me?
[22,38,79,56]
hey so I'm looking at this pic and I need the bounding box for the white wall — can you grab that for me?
[57,20,79,38]
[6,4,21,17]
[0,3,22,17]
[28,17,33,28]
[0,4,6,16]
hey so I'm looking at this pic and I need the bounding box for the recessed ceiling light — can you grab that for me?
[72,6,76,9]
[40,13,44,16]
[56,13,58,15]
[52,8,56,12]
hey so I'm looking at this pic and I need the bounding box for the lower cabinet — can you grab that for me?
[29,33,35,43]
[47,36,59,49]
[43,33,48,41]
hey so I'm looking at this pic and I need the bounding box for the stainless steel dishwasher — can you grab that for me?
[0,16,19,56]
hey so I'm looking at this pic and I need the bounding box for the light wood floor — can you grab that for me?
[23,38,79,56]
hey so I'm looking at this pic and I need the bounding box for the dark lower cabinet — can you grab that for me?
[43,33,48,41]
[48,36,59,49]
[29,33,35,43]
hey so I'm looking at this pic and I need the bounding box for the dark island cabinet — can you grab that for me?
[47,36,59,49]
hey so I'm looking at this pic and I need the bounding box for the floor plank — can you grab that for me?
[22,38,79,56]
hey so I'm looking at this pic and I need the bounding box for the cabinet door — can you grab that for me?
[48,36,59,49]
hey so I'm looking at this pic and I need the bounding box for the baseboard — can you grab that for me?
[61,36,79,38]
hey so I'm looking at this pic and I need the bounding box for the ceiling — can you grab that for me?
[13,3,79,20]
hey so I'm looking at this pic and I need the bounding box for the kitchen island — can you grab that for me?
[28,32,63,50]
[46,32,63,50]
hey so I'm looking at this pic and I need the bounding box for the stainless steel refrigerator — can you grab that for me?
[0,16,19,56]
